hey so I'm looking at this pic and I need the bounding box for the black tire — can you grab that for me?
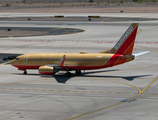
[75,70,81,75]
[23,70,27,75]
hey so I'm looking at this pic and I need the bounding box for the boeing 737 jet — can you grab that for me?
[9,23,149,76]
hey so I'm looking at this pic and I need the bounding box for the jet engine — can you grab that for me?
[39,66,55,75]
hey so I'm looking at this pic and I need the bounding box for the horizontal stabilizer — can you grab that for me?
[133,51,150,57]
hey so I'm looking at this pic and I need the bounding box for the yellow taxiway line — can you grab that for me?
[0,61,10,65]
[67,76,158,120]
[67,102,124,120]
[130,76,158,101]
[142,76,158,93]
[137,28,142,35]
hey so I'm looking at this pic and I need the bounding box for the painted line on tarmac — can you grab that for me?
[67,78,141,120]
[137,28,142,35]
[0,87,156,97]
[4,27,85,38]
[67,77,158,120]
[0,38,157,44]
[0,79,50,85]
[84,65,158,75]
[141,76,158,93]
[8,36,14,38]
[94,41,158,44]
[0,77,137,95]
[0,61,10,65]
[94,79,141,94]
[135,45,158,52]
[0,87,136,95]
[52,28,65,30]
[130,76,158,101]
[67,102,124,120]
[119,66,158,72]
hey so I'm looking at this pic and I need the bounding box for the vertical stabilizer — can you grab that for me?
[100,23,139,55]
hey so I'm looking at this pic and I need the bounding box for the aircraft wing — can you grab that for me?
[46,55,66,70]
[133,51,150,57]
[58,55,66,67]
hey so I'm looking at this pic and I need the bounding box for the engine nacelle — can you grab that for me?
[39,66,54,75]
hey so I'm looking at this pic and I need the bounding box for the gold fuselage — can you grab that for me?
[11,53,113,66]
[10,53,134,71]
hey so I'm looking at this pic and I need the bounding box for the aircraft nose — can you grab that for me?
[10,60,15,65]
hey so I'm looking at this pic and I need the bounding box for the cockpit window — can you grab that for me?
[15,58,19,60]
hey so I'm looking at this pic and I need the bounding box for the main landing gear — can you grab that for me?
[75,70,81,75]
[65,71,71,77]
[23,70,27,75]
[65,70,81,77]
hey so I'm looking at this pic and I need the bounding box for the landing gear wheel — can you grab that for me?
[65,72,71,77]
[75,70,81,75]
[23,70,27,75]
[52,73,56,77]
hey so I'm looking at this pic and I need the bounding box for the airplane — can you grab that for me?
[8,23,149,76]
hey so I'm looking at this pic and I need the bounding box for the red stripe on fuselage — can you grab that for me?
[104,54,122,67]
[12,65,41,70]
[12,64,113,71]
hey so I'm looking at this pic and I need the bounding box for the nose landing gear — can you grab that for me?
[23,70,27,75]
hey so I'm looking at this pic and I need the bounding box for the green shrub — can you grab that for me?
[110,0,118,3]
[89,0,94,2]
[3,3,11,7]
[151,0,156,2]
[133,0,138,2]
[136,0,143,3]
[145,0,148,3]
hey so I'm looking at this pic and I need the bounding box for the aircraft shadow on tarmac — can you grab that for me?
[12,69,151,83]
[45,69,121,83]
[49,73,151,83]
[80,74,151,81]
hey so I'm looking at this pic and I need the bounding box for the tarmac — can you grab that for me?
[0,13,158,120]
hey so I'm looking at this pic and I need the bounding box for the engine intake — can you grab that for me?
[39,66,54,75]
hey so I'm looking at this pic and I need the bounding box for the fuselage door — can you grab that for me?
[105,56,110,65]
[23,55,28,64]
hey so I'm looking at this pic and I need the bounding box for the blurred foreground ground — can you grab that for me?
[0,1,158,13]
[0,7,158,13]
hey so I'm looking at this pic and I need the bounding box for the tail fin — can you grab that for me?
[100,23,139,55]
